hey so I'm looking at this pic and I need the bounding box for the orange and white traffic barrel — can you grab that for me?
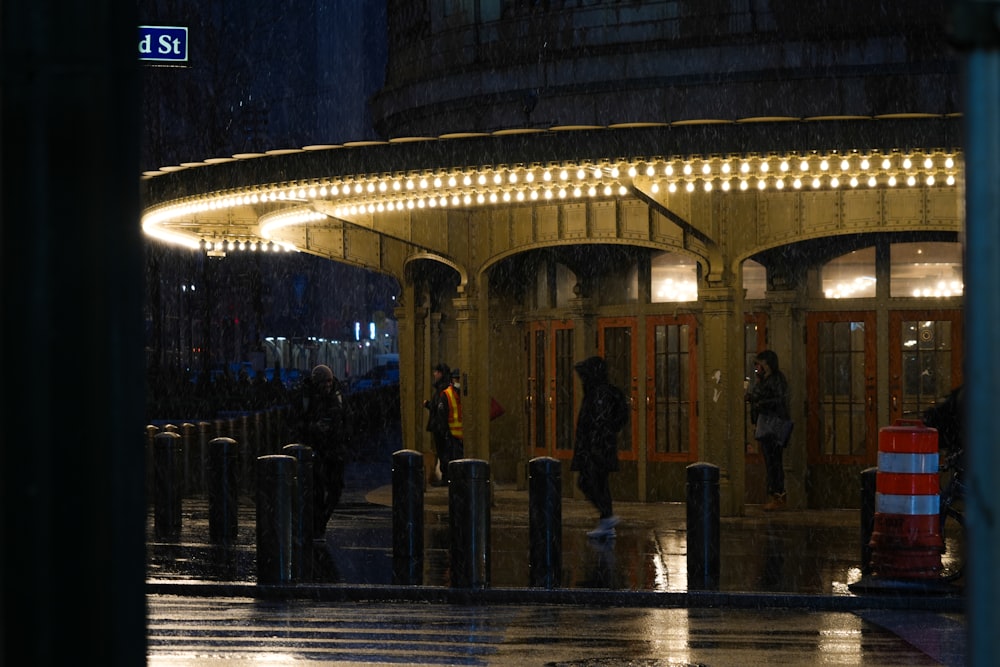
[868,419,943,579]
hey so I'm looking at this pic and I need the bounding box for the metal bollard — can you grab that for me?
[236,414,252,497]
[256,454,298,585]
[686,462,720,591]
[860,466,877,575]
[282,444,315,581]
[180,422,196,495]
[448,459,491,589]
[153,431,183,540]
[207,437,240,543]
[528,456,562,588]
[197,421,212,496]
[392,450,425,585]
[146,424,159,502]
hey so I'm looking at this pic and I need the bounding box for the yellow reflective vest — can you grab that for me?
[444,385,463,440]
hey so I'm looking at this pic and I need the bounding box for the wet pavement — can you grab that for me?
[146,456,966,600]
[146,423,968,665]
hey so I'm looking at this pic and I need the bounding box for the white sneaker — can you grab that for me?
[586,515,619,539]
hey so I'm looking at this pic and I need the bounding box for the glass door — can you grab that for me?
[527,320,575,459]
[806,311,878,465]
[888,309,963,422]
[598,318,638,461]
[644,314,698,462]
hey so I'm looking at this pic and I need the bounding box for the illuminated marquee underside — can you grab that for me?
[142,148,963,252]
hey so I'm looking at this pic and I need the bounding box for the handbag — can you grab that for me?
[755,413,794,446]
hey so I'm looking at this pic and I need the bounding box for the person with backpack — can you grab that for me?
[571,355,629,539]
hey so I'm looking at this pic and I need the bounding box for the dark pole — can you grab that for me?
[448,459,491,589]
[859,467,877,575]
[256,454,299,585]
[1,1,146,663]
[282,443,315,581]
[686,462,720,591]
[952,3,1000,663]
[392,449,425,585]
[153,432,184,540]
[208,437,241,543]
[528,456,562,588]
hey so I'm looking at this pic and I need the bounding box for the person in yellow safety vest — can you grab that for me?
[449,367,463,435]
[424,363,464,485]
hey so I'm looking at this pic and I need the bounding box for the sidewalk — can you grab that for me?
[146,474,964,613]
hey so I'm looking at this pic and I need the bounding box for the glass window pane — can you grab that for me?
[822,247,876,299]
[651,252,698,303]
[818,319,868,458]
[554,263,576,308]
[554,329,574,451]
[598,260,639,305]
[890,241,964,298]
[652,322,690,455]
[743,259,766,300]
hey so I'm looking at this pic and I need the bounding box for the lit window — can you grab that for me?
[743,259,766,300]
[822,248,876,299]
[890,242,963,298]
[651,252,698,303]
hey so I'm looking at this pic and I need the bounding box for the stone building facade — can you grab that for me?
[141,1,963,513]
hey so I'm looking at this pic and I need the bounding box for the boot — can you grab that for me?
[763,492,787,511]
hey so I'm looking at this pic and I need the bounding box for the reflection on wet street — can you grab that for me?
[147,491,928,595]
[147,595,965,666]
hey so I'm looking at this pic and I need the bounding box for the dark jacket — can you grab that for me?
[749,370,790,424]
[287,376,348,459]
[425,374,454,441]
[570,356,623,473]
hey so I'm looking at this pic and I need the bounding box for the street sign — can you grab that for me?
[139,25,188,63]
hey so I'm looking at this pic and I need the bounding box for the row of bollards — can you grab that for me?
[152,433,242,542]
[390,453,721,591]
[390,452,496,588]
[155,439,723,590]
[146,407,288,501]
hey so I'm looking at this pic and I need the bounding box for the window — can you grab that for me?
[822,247,876,299]
[743,259,766,300]
[651,251,698,303]
[890,242,963,298]
[597,261,639,305]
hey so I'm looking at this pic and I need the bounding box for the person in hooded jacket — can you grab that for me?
[746,349,791,510]
[287,364,349,537]
[571,355,626,539]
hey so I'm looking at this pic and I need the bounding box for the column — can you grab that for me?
[452,292,480,458]
[762,289,803,508]
[699,284,745,516]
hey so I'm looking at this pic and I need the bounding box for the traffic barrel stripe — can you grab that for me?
[877,451,939,474]
[876,472,939,496]
[875,492,940,515]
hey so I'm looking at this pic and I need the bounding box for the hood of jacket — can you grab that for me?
[574,356,608,387]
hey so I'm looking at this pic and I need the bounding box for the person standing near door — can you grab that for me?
[424,363,463,485]
[746,349,791,510]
